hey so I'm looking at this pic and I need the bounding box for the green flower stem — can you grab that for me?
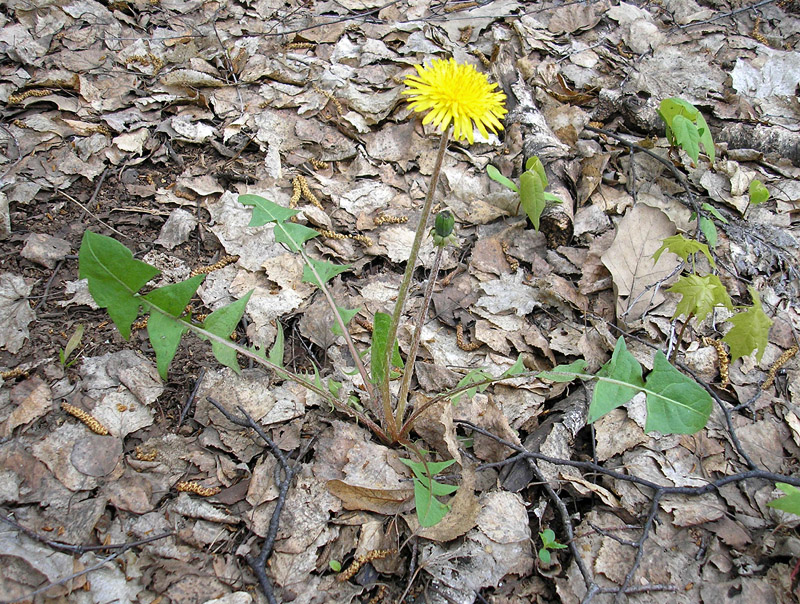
[395,244,443,428]
[297,247,376,408]
[381,129,450,432]
[140,297,391,443]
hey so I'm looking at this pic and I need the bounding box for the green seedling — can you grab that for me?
[658,97,715,164]
[538,529,567,564]
[329,560,342,573]
[59,324,85,368]
[487,156,562,230]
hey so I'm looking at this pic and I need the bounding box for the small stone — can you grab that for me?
[21,233,71,269]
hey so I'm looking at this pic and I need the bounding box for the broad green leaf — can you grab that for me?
[695,112,716,163]
[79,231,160,339]
[723,286,772,363]
[399,458,458,527]
[200,291,253,374]
[520,170,546,230]
[331,305,360,336]
[143,275,204,379]
[412,478,451,527]
[670,114,700,163]
[668,274,733,322]
[239,194,299,226]
[644,351,712,434]
[749,179,769,205]
[486,164,518,192]
[653,234,715,268]
[525,156,548,188]
[699,216,717,248]
[371,312,391,386]
[302,257,350,288]
[544,191,563,204]
[589,337,644,423]
[539,359,588,382]
[768,483,800,517]
[269,322,284,368]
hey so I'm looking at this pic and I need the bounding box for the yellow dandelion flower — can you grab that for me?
[403,58,507,144]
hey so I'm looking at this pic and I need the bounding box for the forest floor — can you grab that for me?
[1,0,800,602]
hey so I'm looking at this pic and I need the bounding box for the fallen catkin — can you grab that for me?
[61,402,109,435]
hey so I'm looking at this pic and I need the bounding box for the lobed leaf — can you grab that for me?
[331,305,360,337]
[653,234,715,268]
[723,286,772,363]
[539,359,588,382]
[78,231,160,339]
[302,257,351,288]
[200,292,253,374]
[668,273,733,323]
[143,275,204,379]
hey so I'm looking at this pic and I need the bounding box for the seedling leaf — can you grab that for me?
[722,286,772,363]
[331,305,360,336]
[520,170,545,230]
[670,114,700,164]
[653,234,715,268]
[699,216,717,248]
[78,231,160,339]
[269,322,284,368]
[486,165,518,192]
[768,483,800,517]
[668,274,733,323]
[749,179,769,205]
[371,312,391,386]
[644,351,713,434]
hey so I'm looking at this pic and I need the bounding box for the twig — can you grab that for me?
[205,397,298,604]
[0,527,171,604]
[178,368,206,426]
[58,189,129,240]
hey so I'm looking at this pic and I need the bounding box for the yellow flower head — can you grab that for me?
[403,58,507,144]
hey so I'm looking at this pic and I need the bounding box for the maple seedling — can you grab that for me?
[538,529,567,565]
[657,97,715,165]
[487,156,562,230]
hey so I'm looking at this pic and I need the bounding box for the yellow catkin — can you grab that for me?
[354,315,373,333]
[309,158,327,170]
[131,317,149,331]
[297,175,324,209]
[366,585,387,604]
[501,241,519,271]
[189,255,239,277]
[350,234,373,247]
[763,345,798,390]
[289,176,302,208]
[375,214,408,225]
[473,49,491,69]
[286,42,316,50]
[8,89,56,104]
[456,323,481,351]
[459,25,473,43]
[751,15,769,45]
[135,446,158,461]
[337,549,394,582]
[1,368,29,380]
[61,403,109,435]
[702,337,730,388]
[312,83,344,115]
[176,481,221,497]
[445,1,478,12]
